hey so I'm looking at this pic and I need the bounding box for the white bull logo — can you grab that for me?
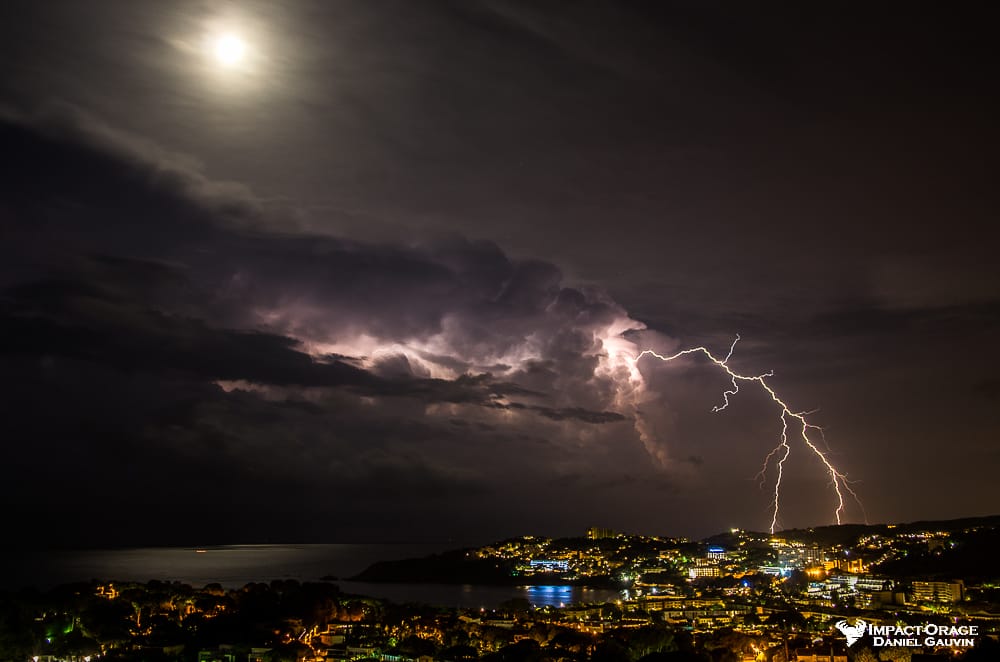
[835,619,868,647]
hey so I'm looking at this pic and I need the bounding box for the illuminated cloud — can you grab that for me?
[0,108,672,543]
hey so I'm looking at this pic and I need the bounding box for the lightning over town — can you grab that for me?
[635,336,866,533]
[1,2,998,661]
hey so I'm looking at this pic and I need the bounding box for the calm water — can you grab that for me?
[336,582,620,609]
[0,545,621,608]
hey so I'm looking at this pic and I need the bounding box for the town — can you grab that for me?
[5,518,1000,662]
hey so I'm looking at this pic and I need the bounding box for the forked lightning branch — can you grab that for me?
[636,335,865,533]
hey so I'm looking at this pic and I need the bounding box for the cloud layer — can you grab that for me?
[1,108,685,544]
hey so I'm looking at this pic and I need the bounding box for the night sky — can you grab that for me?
[2,2,998,546]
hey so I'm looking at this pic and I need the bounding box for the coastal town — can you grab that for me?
[6,3,999,662]
[5,517,999,662]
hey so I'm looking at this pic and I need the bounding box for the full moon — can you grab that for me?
[212,33,246,66]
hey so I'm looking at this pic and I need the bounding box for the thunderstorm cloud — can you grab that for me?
[1,107,677,543]
[2,2,999,543]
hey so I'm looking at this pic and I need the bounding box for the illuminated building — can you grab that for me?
[911,580,964,603]
[197,649,236,662]
[688,565,721,579]
[854,576,893,592]
[759,565,794,577]
[794,649,847,662]
[802,546,825,565]
[586,527,615,539]
[810,574,893,601]
[836,557,866,574]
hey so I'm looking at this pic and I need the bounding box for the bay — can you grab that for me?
[0,544,621,608]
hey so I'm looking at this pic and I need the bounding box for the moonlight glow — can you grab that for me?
[212,33,247,67]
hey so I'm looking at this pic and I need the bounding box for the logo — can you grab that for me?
[835,619,867,647]
[834,620,979,649]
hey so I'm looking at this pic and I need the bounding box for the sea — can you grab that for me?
[0,544,622,609]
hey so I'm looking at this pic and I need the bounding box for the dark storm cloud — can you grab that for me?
[1,107,609,358]
[0,105,261,272]
[0,277,375,390]
[1,108,625,348]
[0,103,259,214]
[0,107,655,543]
[2,1,999,542]
[4,111,623,422]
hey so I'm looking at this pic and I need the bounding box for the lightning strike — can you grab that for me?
[762,412,791,534]
[635,335,864,533]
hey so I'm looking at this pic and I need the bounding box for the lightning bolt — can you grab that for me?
[635,335,864,534]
